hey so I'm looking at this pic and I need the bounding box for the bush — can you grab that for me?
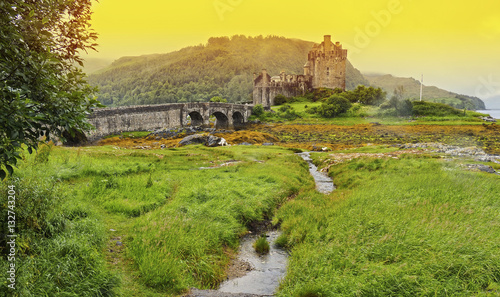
[252,104,265,117]
[274,94,288,105]
[306,88,343,102]
[278,105,301,120]
[412,101,462,117]
[318,95,352,118]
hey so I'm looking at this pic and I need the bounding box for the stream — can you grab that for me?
[216,230,288,295]
[296,152,335,194]
[189,152,334,296]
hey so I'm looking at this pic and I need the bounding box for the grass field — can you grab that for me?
[275,153,500,296]
[0,143,311,296]
[267,102,488,126]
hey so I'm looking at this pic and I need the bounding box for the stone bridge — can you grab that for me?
[87,102,254,140]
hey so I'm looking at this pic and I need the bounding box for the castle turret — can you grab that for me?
[324,35,332,53]
[308,34,347,90]
[304,61,310,76]
[262,69,268,84]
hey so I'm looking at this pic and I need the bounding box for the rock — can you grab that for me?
[116,241,123,246]
[262,143,274,146]
[465,164,497,174]
[480,116,497,122]
[239,142,253,146]
[206,135,227,147]
[179,134,227,147]
[179,134,207,146]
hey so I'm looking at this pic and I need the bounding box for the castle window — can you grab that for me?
[327,67,330,76]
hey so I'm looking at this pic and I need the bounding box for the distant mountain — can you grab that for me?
[87,35,485,110]
[364,74,485,110]
[87,35,368,106]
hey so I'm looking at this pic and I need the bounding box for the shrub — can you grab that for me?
[412,101,462,117]
[278,104,301,120]
[274,94,288,105]
[252,104,265,117]
[318,95,352,118]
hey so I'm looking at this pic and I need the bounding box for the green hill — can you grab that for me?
[87,35,368,106]
[364,74,485,110]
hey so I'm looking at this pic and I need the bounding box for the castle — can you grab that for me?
[253,35,347,108]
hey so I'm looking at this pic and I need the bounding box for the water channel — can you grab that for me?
[217,230,288,295]
[192,151,335,296]
[296,152,335,194]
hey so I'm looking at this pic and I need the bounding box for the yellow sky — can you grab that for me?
[87,0,500,105]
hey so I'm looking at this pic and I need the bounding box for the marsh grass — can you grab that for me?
[0,176,119,296]
[2,144,312,296]
[276,156,500,296]
[253,235,270,254]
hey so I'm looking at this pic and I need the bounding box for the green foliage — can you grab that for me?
[252,104,265,116]
[209,96,227,103]
[305,88,343,102]
[317,95,352,118]
[277,105,301,120]
[343,85,386,105]
[0,176,118,296]
[274,94,288,105]
[253,235,270,254]
[0,0,101,179]
[412,100,463,117]
[34,143,53,165]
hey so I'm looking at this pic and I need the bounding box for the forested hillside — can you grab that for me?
[365,74,485,110]
[87,35,368,106]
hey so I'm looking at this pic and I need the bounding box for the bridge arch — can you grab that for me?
[187,111,204,127]
[211,111,229,129]
[232,111,244,129]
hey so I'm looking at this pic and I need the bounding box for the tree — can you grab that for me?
[345,85,386,105]
[0,0,101,179]
[318,95,352,118]
[209,96,227,103]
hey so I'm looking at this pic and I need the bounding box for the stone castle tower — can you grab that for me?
[304,35,347,90]
[253,35,347,108]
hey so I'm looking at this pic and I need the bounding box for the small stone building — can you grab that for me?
[253,35,347,108]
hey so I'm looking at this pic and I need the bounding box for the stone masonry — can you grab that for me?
[86,102,253,141]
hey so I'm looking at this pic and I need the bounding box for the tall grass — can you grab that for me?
[0,176,118,297]
[276,156,500,296]
[127,146,311,294]
[2,144,312,296]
